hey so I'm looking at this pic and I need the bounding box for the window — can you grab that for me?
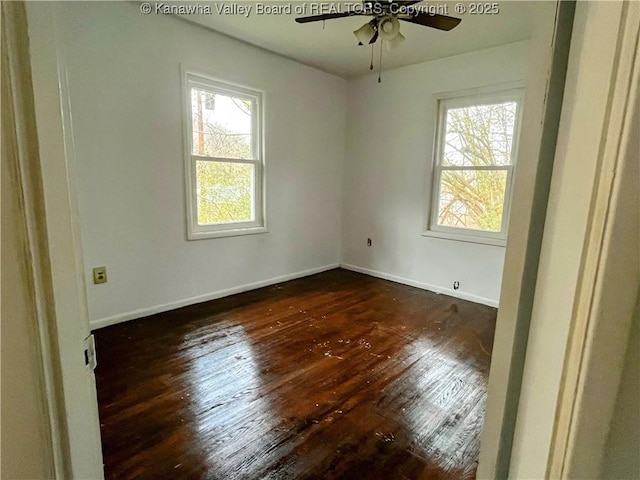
[183,72,265,239]
[426,89,523,245]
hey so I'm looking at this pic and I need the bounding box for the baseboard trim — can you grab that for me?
[91,262,497,330]
[340,263,499,308]
[90,263,340,330]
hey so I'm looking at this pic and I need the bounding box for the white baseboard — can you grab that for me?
[90,263,340,330]
[91,262,497,330]
[340,263,499,308]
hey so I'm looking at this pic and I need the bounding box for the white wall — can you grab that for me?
[65,2,530,326]
[57,2,346,328]
[342,41,530,306]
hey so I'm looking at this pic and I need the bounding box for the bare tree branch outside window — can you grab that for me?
[191,89,254,225]
[437,101,517,232]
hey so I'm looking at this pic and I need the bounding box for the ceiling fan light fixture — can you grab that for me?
[354,21,376,45]
[378,15,400,41]
[295,7,462,82]
[385,31,405,50]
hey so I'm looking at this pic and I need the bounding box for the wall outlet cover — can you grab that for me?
[93,267,107,284]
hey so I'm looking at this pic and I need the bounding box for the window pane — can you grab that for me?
[437,169,507,232]
[196,161,254,225]
[443,101,517,167]
[191,88,253,159]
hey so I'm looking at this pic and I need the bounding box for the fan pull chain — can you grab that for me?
[378,41,383,83]
[370,44,374,70]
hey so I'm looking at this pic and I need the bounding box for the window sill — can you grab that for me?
[188,226,268,241]
[422,229,506,247]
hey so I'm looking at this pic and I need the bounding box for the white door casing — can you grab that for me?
[24,1,105,478]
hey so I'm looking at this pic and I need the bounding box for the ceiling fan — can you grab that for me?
[295,0,462,50]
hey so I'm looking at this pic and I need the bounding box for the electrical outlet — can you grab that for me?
[453,281,460,290]
[93,266,107,284]
[367,238,372,247]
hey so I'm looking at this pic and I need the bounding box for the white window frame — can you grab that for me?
[424,86,524,246]
[182,69,267,240]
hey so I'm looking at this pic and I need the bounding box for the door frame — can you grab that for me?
[477,1,576,476]
[17,1,105,478]
[2,2,64,477]
[546,2,639,477]
[481,1,640,477]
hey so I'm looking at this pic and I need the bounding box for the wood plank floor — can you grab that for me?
[94,269,497,480]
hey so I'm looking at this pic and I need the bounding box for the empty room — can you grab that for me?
[4,1,639,480]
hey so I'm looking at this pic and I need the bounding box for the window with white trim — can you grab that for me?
[426,89,523,245]
[183,72,265,240]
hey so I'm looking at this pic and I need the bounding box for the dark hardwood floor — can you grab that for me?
[94,269,497,480]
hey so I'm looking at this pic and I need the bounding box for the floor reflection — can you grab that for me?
[181,321,279,478]
[395,336,488,477]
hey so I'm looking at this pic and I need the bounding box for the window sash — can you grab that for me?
[431,165,514,238]
[439,89,523,112]
[191,158,262,229]
[187,83,259,162]
[440,101,519,168]
[438,165,511,171]
[428,89,523,241]
[191,155,259,166]
[183,70,265,240]
[190,157,263,232]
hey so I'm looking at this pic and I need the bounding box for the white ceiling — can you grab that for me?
[178,1,535,78]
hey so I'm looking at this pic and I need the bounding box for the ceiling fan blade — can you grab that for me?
[295,11,365,24]
[398,12,461,31]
